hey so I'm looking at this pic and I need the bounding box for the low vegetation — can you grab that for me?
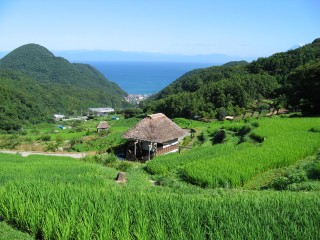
[0,116,139,153]
[147,117,320,188]
[0,152,320,239]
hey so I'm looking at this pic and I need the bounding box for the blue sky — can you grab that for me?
[0,0,319,58]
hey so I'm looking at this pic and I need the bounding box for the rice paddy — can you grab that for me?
[147,117,320,187]
[0,153,320,239]
[0,116,320,239]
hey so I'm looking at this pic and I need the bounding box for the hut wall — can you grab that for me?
[157,145,178,155]
[162,139,178,148]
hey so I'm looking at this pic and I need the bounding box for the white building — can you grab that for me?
[53,114,65,121]
[89,108,114,116]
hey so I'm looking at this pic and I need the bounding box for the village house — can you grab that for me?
[96,121,110,132]
[53,114,65,121]
[89,107,114,116]
[123,113,188,160]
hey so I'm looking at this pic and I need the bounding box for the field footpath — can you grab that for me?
[0,150,85,159]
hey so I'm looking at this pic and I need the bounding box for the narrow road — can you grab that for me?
[0,150,85,159]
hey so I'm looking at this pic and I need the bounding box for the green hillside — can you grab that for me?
[0,44,131,131]
[143,38,320,118]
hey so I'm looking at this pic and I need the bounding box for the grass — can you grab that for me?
[0,153,320,239]
[0,116,139,153]
[147,117,320,188]
[1,116,320,239]
[0,221,33,240]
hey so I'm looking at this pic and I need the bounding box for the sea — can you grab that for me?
[87,61,219,94]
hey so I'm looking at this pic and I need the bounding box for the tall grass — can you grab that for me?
[182,118,320,187]
[0,153,320,239]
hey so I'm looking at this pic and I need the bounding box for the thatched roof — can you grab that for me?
[123,113,187,143]
[97,121,110,129]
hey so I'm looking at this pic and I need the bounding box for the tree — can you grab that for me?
[216,107,227,121]
[288,61,320,115]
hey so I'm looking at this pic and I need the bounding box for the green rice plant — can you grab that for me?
[0,153,320,239]
[181,117,320,187]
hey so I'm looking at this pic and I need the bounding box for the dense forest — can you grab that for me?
[0,44,131,132]
[143,38,320,118]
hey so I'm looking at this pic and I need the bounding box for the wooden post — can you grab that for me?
[153,143,157,156]
[134,140,139,159]
[148,142,153,160]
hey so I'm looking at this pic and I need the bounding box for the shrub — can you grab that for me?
[44,142,57,152]
[251,122,259,128]
[270,176,290,190]
[308,161,320,179]
[70,138,83,148]
[287,170,308,183]
[216,107,227,121]
[238,125,251,136]
[96,153,117,166]
[0,135,21,149]
[116,161,132,171]
[197,131,207,143]
[249,133,265,143]
[309,127,320,133]
[37,135,51,141]
[287,182,320,191]
[30,129,40,134]
[212,129,226,144]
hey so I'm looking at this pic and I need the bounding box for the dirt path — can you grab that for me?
[0,150,85,159]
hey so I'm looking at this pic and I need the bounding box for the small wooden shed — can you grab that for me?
[96,121,110,132]
[123,113,187,160]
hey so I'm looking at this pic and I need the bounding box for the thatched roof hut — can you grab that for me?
[123,113,186,143]
[96,121,110,132]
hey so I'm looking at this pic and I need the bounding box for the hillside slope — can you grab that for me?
[143,38,320,118]
[0,44,131,131]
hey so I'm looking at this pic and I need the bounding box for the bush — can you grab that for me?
[116,161,132,171]
[30,129,40,134]
[251,122,259,128]
[197,131,207,143]
[181,136,192,146]
[287,170,308,183]
[238,125,251,136]
[70,138,83,148]
[308,161,320,179]
[37,135,51,141]
[211,129,226,144]
[216,108,227,121]
[249,133,265,143]
[18,129,28,135]
[0,135,21,149]
[287,182,320,191]
[96,153,117,166]
[309,127,320,133]
[270,176,290,190]
[44,142,57,152]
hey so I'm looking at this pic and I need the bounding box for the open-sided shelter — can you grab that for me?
[96,121,110,132]
[123,113,187,160]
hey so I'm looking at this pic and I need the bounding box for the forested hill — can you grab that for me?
[0,43,126,95]
[143,38,320,118]
[0,44,130,132]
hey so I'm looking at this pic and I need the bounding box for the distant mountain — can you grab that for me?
[222,60,249,67]
[143,38,320,118]
[288,43,305,50]
[53,50,248,63]
[0,44,130,131]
